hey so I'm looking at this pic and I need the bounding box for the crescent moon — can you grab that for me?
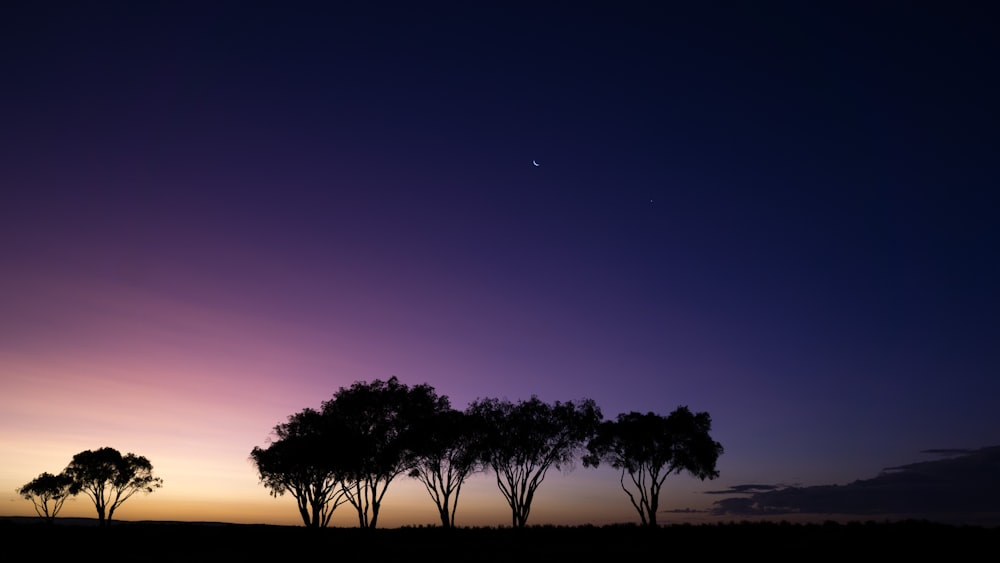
[532,160,539,166]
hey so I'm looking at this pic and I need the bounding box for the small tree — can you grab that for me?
[408,408,483,528]
[468,396,602,528]
[250,408,351,528]
[63,447,163,526]
[583,406,723,527]
[18,472,74,523]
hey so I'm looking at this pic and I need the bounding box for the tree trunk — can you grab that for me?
[647,490,660,527]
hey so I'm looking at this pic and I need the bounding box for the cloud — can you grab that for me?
[704,484,784,495]
[711,446,1000,520]
[919,449,974,457]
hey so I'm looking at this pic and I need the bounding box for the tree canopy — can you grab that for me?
[17,472,74,523]
[583,406,723,527]
[62,447,163,526]
[468,396,602,528]
[250,378,727,529]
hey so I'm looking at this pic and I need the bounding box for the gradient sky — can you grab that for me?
[2,1,998,527]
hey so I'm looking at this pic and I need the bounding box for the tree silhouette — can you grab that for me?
[408,408,483,528]
[17,472,74,523]
[583,406,723,527]
[468,396,602,528]
[63,447,163,526]
[250,408,351,528]
[321,376,451,529]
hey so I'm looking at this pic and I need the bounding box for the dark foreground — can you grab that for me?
[2,519,996,561]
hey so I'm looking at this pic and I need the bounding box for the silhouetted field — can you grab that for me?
[2,518,995,561]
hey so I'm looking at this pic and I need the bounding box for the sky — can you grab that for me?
[2,1,998,527]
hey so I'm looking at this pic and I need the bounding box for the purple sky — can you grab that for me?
[2,1,998,526]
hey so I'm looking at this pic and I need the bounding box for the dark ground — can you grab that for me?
[1,518,996,561]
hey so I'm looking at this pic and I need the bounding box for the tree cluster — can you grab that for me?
[17,446,163,526]
[250,376,723,528]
